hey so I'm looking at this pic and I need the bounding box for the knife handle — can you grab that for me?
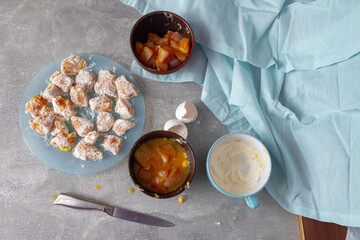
[53,193,113,215]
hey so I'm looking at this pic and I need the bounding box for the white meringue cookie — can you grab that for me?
[164,119,188,140]
[175,101,198,123]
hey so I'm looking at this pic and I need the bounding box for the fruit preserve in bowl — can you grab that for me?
[128,130,195,198]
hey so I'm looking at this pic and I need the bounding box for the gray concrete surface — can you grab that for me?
[0,0,300,239]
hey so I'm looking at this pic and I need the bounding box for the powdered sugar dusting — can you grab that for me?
[87,61,96,70]
[24,54,143,168]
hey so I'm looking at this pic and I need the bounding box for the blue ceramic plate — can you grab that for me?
[19,54,145,174]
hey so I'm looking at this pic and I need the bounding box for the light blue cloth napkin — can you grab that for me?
[121,0,360,227]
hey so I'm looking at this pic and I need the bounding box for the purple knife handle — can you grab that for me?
[53,193,113,215]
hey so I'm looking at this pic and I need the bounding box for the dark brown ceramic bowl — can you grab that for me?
[130,11,195,74]
[128,130,195,199]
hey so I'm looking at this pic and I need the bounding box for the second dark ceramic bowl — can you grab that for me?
[130,11,195,74]
[128,130,195,199]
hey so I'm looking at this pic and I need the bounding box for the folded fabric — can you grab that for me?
[121,0,360,227]
[123,0,360,72]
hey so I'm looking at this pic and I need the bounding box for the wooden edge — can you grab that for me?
[298,215,305,240]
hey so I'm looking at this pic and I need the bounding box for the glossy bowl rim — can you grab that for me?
[129,10,195,75]
[128,130,196,199]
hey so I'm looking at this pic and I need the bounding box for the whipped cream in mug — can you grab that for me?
[209,140,262,195]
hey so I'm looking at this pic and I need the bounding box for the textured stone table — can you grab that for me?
[0,0,300,239]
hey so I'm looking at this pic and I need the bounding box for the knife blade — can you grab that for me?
[53,193,175,227]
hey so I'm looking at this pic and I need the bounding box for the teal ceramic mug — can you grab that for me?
[206,133,271,209]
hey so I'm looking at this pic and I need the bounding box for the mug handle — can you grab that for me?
[245,195,259,209]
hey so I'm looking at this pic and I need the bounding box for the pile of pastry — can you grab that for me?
[25,55,138,161]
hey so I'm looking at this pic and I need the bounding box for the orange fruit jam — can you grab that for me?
[134,138,189,193]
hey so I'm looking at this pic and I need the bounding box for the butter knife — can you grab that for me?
[54,193,175,227]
